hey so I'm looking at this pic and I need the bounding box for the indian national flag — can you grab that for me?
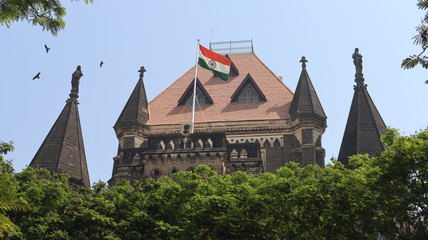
[198,44,232,81]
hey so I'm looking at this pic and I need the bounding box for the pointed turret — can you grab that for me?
[289,56,327,122]
[113,66,149,139]
[285,57,327,167]
[110,66,150,185]
[30,66,90,187]
[338,48,387,167]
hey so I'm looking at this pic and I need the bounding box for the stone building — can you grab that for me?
[28,45,388,187]
[109,45,327,184]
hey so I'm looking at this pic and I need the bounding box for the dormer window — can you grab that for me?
[178,78,213,106]
[231,73,266,103]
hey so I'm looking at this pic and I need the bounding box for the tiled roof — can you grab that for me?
[147,53,294,126]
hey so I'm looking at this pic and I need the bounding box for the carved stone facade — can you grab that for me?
[109,53,327,185]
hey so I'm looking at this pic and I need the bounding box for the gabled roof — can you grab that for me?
[231,73,266,102]
[30,95,90,188]
[178,78,213,105]
[289,57,326,121]
[114,67,149,129]
[146,53,294,126]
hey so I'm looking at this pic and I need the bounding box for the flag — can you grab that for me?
[198,44,231,81]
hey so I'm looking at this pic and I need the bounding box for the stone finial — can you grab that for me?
[300,56,308,68]
[70,65,83,99]
[139,66,146,78]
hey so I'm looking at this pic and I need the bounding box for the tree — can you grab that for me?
[0,0,93,36]
[367,129,428,239]
[402,0,428,83]
[0,142,28,238]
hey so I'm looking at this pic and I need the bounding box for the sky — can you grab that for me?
[1,0,427,185]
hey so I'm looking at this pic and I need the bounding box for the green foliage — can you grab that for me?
[0,142,29,238]
[0,0,94,36]
[1,129,428,239]
[402,0,428,83]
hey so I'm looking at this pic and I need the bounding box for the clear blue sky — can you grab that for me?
[1,0,427,185]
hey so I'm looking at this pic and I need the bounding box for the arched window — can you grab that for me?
[151,168,162,178]
[169,167,179,175]
[231,149,238,158]
[196,139,203,149]
[240,149,248,158]
[206,138,213,148]
[158,140,165,150]
[166,140,174,150]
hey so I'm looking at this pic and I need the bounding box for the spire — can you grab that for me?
[30,66,90,187]
[114,66,149,132]
[289,56,326,122]
[338,49,387,167]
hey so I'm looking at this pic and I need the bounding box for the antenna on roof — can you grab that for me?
[209,40,253,54]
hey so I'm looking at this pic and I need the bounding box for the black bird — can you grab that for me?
[100,61,104,68]
[33,72,41,80]
[44,44,50,53]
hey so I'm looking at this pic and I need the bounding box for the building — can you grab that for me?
[28,45,387,186]
[109,43,327,184]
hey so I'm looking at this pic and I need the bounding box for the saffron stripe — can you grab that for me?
[199,45,231,66]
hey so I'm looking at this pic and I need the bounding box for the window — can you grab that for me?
[178,79,213,106]
[231,73,266,103]
[235,82,263,103]
[169,167,179,175]
[151,168,162,178]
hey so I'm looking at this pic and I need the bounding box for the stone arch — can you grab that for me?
[158,140,165,150]
[206,138,213,148]
[177,139,184,149]
[196,139,203,149]
[166,140,174,150]
[240,149,248,158]
[231,149,238,158]
[186,140,193,149]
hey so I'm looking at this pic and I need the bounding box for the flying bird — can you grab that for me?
[33,72,41,80]
[44,44,50,53]
[100,61,104,68]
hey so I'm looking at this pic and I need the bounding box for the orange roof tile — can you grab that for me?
[147,53,294,126]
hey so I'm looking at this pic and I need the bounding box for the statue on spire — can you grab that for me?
[352,48,363,74]
[71,65,83,95]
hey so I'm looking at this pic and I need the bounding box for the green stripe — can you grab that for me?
[198,58,211,71]
[212,70,229,81]
[198,58,229,81]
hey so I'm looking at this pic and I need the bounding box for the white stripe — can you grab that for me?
[199,50,230,75]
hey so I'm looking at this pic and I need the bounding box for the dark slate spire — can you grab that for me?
[30,66,90,188]
[338,49,387,167]
[289,56,327,123]
[114,66,149,132]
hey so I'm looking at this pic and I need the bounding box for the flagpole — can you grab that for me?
[191,39,200,134]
